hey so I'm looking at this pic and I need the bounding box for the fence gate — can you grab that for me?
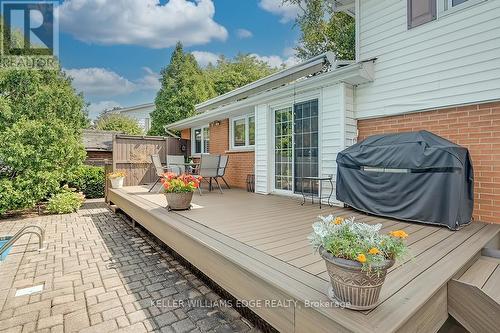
[112,134,189,186]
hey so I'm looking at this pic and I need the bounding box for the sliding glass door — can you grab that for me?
[294,100,319,194]
[274,107,293,191]
[273,99,319,194]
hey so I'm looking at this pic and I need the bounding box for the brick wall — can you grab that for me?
[182,119,255,189]
[181,129,190,140]
[358,102,500,224]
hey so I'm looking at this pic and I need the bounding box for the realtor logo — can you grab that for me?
[0,0,59,69]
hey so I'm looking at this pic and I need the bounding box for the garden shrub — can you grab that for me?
[0,39,87,215]
[67,165,105,199]
[46,190,85,214]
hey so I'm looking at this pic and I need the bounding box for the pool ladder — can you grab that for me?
[0,225,45,256]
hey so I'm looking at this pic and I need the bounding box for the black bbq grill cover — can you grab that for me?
[336,131,474,230]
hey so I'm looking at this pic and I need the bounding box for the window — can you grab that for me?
[409,0,486,28]
[231,114,255,149]
[407,0,437,29]
[441,0,485,14]
[192,125,209,154]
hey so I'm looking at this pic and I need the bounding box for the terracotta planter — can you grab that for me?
[320,246,394,310]
[165,192,194,211]
[110,177,124,189]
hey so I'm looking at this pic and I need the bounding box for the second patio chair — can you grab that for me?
[149,154,167,193]
[198,155,222,195]
[166,155,185,175]
[217,155,230,189]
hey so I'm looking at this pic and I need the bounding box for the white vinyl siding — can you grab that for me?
[255,104,269,194]
[320,83,356,205]
[356,0,500,119]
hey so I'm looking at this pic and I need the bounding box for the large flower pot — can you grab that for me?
[165,192,194,211]
[320,246,394,310]
[110,177,124,189]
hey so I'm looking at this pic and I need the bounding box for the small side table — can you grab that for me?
[301,176,334,209]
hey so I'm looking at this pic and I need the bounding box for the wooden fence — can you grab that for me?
[111,134,189,186]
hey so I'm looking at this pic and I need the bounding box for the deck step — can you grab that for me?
[448,254,500,333]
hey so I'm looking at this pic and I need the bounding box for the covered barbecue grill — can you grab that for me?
[336,131,474,230]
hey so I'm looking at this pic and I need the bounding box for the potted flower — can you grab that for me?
[161,173,201,211]
[309,215,408,310]
[108,171,126,189]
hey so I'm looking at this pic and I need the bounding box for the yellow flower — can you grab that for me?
[357,253,367,263]
[389,230,409,239]
[332,217,344,225]
[369,247,380,255]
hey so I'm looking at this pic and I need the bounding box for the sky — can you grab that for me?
[54,0,302,119]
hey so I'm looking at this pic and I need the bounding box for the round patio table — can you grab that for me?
[170,162,200,174]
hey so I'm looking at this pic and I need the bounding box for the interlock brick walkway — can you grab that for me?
[0,200,259,333]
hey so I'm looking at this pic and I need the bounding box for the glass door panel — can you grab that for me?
[274,107,293,191]
[294,100,319,194]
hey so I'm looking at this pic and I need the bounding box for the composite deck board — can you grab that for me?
[110,186,500,333]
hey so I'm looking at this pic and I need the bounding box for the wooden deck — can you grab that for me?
[108,186,500,333]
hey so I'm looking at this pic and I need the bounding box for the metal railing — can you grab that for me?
[0,225,45,257]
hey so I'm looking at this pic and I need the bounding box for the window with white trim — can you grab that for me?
[439,0,486,16]
[447,0,468,9]
[192,125,209,154]
[230,114,255,149]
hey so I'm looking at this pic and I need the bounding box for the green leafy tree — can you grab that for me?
[285,0,355,60]
[95,113,143,135]
[0,22,87,214]
[149,42,215,135]
[206,54,277,96]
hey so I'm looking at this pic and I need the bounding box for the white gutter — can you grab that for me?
[168,60,375,130]
[195,52,336,113]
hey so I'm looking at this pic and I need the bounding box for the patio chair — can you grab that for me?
[216,155,230,189]
[198,155,222,195]
[166,155,185,175]
[149,154,167,193]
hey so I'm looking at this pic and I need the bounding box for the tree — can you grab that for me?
[206,54,277,96]
[149,42,215,135]
[0,21,87,214]
[95,113,143,135]
[284,0,355,61]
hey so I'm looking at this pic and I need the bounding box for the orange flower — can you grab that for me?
[389,230,409,239]
[332,217,344,225]
[369,248,380,255]
[357,254,367,263]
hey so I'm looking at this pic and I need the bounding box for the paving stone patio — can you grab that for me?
[0,200,259,333]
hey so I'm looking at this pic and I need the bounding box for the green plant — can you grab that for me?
[149,42,215,135]
[108,171,126,179]
[0,27,87,215]
[0,119,85,215]
[67,165,105,199]
[283,0,355,60]
[46,190,85,214]
[161,173,201,193]
[309,215,409,270]
[95,113,143,135]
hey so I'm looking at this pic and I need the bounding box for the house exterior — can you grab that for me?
[168,0,500,224]
[107,103,155,132]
